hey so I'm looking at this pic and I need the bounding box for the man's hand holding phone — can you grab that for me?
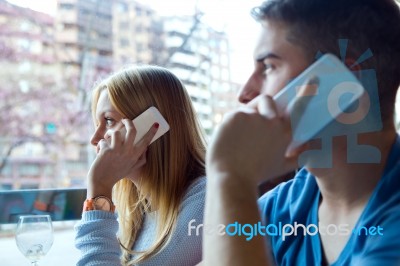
[207,95,299,190]
[207,54,365,187]
[273,54,365,156]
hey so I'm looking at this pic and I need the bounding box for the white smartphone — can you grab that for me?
[132,106,170,144]
[107,106,170,145]
[273,54,365,153]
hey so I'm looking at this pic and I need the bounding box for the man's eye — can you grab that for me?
[264,64,274,72]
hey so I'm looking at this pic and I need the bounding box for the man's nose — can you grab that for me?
[238,77,261,104]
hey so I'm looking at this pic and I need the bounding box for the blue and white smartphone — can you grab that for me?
[273,54,365,153]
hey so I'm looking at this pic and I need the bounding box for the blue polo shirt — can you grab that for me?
[258,135,400,265]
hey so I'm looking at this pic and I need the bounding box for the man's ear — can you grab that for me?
[345,58,362,80]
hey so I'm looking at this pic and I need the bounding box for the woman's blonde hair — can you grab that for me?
[91,65,206,265]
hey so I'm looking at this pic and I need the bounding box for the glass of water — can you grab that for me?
[15,215,54,266]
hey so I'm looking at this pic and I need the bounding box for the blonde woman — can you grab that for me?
[75,66,206,266]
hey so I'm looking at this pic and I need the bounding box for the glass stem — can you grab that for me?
[31,262,38,266]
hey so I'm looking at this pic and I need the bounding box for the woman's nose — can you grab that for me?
[90,127,104,147]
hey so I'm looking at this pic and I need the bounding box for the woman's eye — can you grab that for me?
[105,118,114,127]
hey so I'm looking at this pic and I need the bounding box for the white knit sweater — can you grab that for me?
[75,177,206,266]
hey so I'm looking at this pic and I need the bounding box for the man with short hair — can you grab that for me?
[203,0,400,265]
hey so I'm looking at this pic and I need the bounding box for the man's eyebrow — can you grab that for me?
[256,52,281,62]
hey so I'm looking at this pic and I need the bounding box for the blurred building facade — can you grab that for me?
[0,0,239,190]
[54,0,114,188]
[0,0,58,189]
[163,15,213,133]
[113,0,165,68]
[163,15,239,134]
[55,0,113,93]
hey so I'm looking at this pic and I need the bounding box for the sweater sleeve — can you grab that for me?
[74,210,121,266]
[74,177,206,266]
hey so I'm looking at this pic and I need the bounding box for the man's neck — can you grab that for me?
[311,129,397,265]
[308,129,397,213]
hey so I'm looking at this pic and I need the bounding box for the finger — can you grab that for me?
[109,129,123,148]
[246,95,263,111]
[134,151,147,169]
[284,155,303,172]
[103,133,112,149]
[236,106,257,115]
[104,121,126,148]
[104,129,112,141]
[258,95,278,119]
[283,142,307,169]
[138,149,147,160]
[285,141,310,158]
[285,76,319,116]
[98,139,108,152]
[135,123,159,151]
[122,119,137,145]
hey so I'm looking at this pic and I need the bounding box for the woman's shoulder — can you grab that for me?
[186,176,206,195]
[180,176,206,211]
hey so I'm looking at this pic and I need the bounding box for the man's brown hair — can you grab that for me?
[253,0,400,126]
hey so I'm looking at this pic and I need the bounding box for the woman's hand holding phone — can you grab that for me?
[87,119,159,199]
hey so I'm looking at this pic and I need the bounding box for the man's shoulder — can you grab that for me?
[258,168,314,200]
[258,169,318,222]
[348,203,400,265]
